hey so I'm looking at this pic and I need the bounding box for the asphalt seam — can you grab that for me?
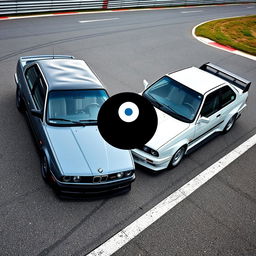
[37,200,107,256]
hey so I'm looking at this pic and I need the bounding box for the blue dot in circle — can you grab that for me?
[125,108,133,116]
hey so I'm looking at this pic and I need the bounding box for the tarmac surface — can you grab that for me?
[0,4,255,255]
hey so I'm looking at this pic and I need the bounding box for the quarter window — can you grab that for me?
[220,86,236,108]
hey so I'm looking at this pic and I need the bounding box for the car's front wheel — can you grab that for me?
[40,154,50,182]
[223,115,236,133]
[168,146,186,168]
[16,87,25,112]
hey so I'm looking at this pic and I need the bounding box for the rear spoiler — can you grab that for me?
[19,55,74,67]
[200,62,251,93]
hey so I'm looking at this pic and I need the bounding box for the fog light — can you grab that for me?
[151,149,159,157]
[73,176,81,183]
[143,146,150,152]
[125,171,133,177]
[117,172,124,178]
[62,176,71,182]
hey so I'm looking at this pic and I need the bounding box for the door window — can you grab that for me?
[25,66,38,91]
[25,65,46,110]
[200,90,221,117]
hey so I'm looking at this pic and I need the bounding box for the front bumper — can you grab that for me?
[51,174,135,198]
[132,149,171,171]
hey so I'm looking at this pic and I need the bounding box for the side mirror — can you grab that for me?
[31,109,43,119]
[197,116,210,124]
[143,79,149,89]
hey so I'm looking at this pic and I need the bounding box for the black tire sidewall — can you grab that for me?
[40,154,49,182]
[16,87,24,112]
[168,146,186,169]
[223,115,236,133]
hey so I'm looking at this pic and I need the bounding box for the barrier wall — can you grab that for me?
[0,0,255,15]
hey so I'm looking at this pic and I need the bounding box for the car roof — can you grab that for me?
[37,59,104,91]
[168,67,226,95]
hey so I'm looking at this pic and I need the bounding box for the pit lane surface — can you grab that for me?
[0,4,255,255]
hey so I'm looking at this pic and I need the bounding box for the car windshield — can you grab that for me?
[143,76,203,122]
[47,89,108,126]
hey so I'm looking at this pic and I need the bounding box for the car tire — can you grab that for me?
[16,86,25,112]
[223,115,236,134]
[168,146,186,169]
[40,154,50,182]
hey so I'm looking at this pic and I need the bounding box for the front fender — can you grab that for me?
[40,146,51,168]
[160,139,189,159]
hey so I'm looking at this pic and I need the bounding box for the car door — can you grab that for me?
[25,65,47,143]
[193,88,224,141]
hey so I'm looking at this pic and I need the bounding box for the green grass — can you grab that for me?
[195,16,256,56]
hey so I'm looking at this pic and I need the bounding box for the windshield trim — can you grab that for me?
[142,76,203,123]
[46,88,108,127]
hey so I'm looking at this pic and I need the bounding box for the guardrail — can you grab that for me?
[0,0,255,15]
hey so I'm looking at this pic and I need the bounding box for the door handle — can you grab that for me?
[216,114,221,118]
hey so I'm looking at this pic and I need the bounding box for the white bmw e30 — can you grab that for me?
[132,63,251,171]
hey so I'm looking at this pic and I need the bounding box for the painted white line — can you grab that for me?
[247,6,254,8]
[79,18,119,23]
[181,10,202,14]
[87,134,256,256]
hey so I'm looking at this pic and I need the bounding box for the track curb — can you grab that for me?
[192,19,256,61]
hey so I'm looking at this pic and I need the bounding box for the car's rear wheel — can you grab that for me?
[223,115,236,133]
[40,154,50,182]
[168,146,186,168]
[16,87,25,112]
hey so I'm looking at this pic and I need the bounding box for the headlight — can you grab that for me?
[143,146,151,153]
[142,146,159,157]
[117,172,124,178]
[62,176,71,182]
[73,176,81,183]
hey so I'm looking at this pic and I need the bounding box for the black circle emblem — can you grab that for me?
[97,92,158,149]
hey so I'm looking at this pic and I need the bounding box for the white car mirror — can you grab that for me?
[198,116,210,124]
[143,79,149,89]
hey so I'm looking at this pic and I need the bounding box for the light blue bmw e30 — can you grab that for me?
[15,55,135,197]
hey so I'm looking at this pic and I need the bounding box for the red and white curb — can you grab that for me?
[192,22,256,61]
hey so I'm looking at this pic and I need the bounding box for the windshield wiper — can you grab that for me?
[145,94,161,108]
[161,103,190,122]
[79,119,97,123]
[161,103,178,114]
[49,118,85,125]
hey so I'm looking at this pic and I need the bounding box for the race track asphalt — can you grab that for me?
[0,4,255,255]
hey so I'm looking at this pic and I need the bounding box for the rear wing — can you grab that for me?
[200,62,251,93]
[19,55,74,68]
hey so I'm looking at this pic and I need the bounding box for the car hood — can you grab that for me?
[146,108,190,149]
[45,125,134,176]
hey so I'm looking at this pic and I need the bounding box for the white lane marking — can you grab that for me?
[87,133,256,256]
[247,6,254,8]
[79,18,119,23]
[181,10,202,14]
